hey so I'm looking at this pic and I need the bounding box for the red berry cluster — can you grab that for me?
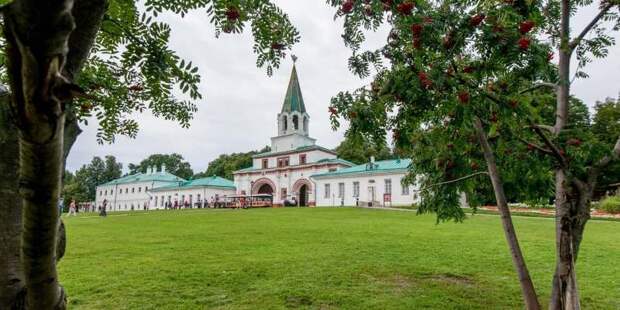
[381,0,393,11]
[519,20,535,34]
[342,0,354,14]
[225,7,240,21]
[418,71,432,89]
[329,107,338,115]
[469,14,485,27]
[518,37,530,50]
[458,91,470,104]
[271,43,285,50]
[396,1,414,15]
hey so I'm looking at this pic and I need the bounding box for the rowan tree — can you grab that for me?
[0,0,298,308]
[326,0,620,309]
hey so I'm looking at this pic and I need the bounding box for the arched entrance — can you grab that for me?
[257,183,274,195]
[252,178,276,197]
[299,184,308,206]
[292,178,312,207]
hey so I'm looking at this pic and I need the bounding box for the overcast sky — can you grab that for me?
[66,1,620,173]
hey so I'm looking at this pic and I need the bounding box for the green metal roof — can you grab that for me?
[316,158,356,166]
[150,176,235,191]
[252,145,335,159]
[102,171,185,186]
[311,159,411,178]
[281,65,306,114]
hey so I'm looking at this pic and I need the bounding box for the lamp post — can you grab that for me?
[250,180,255,208]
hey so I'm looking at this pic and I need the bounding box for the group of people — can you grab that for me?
[163,196,224,210]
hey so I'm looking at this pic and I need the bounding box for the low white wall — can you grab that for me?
[312,171,420,207]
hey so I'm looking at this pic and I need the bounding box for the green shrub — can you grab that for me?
[598,196,620,214]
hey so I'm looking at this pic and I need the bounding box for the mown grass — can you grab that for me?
[59,207,619,309]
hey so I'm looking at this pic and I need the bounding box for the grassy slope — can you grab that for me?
[59,208,619,309]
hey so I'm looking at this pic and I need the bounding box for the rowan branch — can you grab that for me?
[593,136,620,169]
[516,136,553,155]
[531,125,568,168]
[415,171,489,193]
[519,82,557,94]
[569,2,615,51]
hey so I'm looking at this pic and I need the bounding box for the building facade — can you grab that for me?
[233,64,354,206]
[312,159,420,207]
[95,165,185,211]
[149,176,236,209]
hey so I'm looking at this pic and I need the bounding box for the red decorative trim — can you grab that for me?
[251,178,276,195]
[292,178,313,193]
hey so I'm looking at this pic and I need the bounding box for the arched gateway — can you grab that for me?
[252,178,276,196]
[292,179,312,206]
[231,60,354,206]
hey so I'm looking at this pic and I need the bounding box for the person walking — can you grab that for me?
[68,199,77,216]
[100,199,108,217]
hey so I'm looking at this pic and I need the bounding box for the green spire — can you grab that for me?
[281,64,306,113]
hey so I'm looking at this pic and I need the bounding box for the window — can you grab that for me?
[324,184,331,198]
[385,179,392,194]
[145,187,148,191]
[131,188,135,193]
[353,182,360,197]
[100,191,103,196]
[155,196,158,206]
[338,183,345,198]
[299,154,307,165]
[125,188,128,194]
[401,179,410,195]
[277,157,290,167]
[181,195,185,203]
[161,196,164,206]
[197,194,201,203]
[281,188,287,200]
[104,190,107,195]
[189,195,193,205]
[111,189,114,194]
[293,115,299,130]
[138,187,142,193]
[283,115,288,131]
[262,159,268,169]
[328,168,337,172]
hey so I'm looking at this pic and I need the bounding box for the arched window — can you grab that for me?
[293,115,299,130]
[283,115,288,131]
[303,117,308,132]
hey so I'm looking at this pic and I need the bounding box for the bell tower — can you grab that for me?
[272,56,316,152]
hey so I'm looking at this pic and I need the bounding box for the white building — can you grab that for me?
[233,63,355,206]
[95,165,185,211]
[312,158,420,207]
[149,176,236,209]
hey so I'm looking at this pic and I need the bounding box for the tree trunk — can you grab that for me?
[3,0,77,308]
[0,92,26,309]
[549,171,591,310]
[474,118,541,310]
[0,0,105,308]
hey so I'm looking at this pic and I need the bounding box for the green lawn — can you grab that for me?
[59,208,619,309]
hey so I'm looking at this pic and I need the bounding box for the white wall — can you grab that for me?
[252,149,337,169]
[149,187,236,209]
[270,133,316,153]
[312,172,420,207]
[95,181,156,212]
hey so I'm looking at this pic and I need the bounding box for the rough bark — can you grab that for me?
[474,118,541,310]
[3,0,77,308]
[0,0,106,308]
[0,92,25,309]
[548,1,585,308]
